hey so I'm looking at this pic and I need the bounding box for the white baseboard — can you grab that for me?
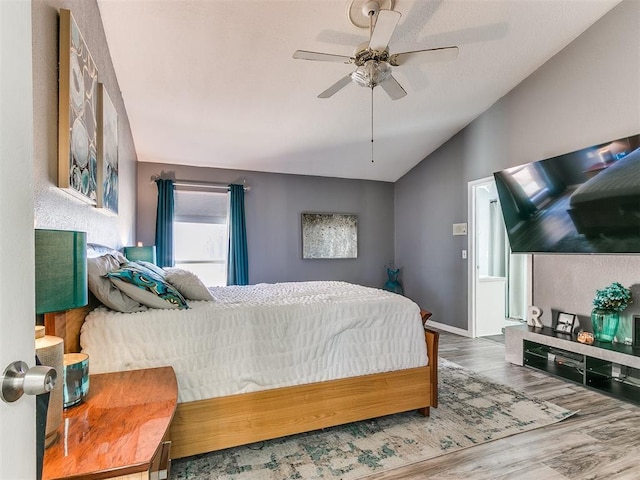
[427,320,472,338]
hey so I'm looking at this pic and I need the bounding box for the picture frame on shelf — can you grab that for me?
[58,9,99,205]
[554,312,576,335]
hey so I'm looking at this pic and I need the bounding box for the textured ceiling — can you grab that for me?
[97,0,620,182]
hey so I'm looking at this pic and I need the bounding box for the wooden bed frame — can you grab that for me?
[45,306,439,459]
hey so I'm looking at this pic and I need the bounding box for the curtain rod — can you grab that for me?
[151,178,250,191]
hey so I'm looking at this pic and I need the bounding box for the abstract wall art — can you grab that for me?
[97,83,118,214]
[58,9,98,204]
[301,213,358,259]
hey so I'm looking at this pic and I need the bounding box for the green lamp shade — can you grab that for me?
[35,229,88,314]
[123,246,157,264]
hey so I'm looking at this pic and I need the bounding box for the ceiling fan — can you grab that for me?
[292,0,459,100]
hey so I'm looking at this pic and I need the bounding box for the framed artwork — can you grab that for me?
[97,83,118,214]
[58,9,98,204]
[301,213,358,259]
[554,312,576,335]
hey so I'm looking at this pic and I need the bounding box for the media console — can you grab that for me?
[505,324,640,405]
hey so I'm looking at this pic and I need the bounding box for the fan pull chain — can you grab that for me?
[371,87,374,163]
[370,10,374,163]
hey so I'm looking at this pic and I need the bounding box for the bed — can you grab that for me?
[44,248,439,460]
[568,147,640,237]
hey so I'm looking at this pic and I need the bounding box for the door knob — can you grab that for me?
[1,361,57,403]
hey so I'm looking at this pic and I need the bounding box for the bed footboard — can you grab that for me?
[170,327,439,459]
[420,327,439,416]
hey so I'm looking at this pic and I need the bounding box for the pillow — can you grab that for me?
[164,268,214,301]
[109,279,180,310]
[87,243,127,261]
[87,254,147,313]
[136,261,167,278]
[107,263,189,309]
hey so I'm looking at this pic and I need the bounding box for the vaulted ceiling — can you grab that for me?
[98,0,619,182]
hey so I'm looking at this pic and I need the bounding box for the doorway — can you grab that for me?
[468,177,529,338]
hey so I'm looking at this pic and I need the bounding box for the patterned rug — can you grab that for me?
[170,359,574,479]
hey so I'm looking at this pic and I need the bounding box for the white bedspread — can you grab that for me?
[81,281,428,403]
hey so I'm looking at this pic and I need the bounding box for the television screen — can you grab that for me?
[494,134,640,253]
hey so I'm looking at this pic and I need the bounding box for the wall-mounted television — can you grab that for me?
[494,134,640,254]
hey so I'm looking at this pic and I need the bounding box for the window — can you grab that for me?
[173,190,228,286]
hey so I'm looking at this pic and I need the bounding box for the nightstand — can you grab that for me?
[43,366,178,480]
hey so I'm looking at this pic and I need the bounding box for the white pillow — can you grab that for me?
[87,254,146,313]
[136,261,167,278]
[164,268,214,301]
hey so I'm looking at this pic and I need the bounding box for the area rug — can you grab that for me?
[170,359,574,480]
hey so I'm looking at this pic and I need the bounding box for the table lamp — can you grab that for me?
[35,229,87,447]
[123,245,157,264]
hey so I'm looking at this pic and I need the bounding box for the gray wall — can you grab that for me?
[395,135,468,321]
[137,162,395,288]
[395,0,640,330]
[32,0,136,247]
[534,256,640,342]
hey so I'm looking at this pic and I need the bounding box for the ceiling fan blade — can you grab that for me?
[389,46,459,66]
[379,74,406,100]
[368,10,401,52]
[293,50,353,64]
[318,74,353,98]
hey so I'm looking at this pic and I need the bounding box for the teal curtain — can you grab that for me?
[155,179,175,267]
[227,184,248,285]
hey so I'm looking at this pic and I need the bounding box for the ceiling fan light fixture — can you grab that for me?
[296,1,458,100]
[351,60,391,88]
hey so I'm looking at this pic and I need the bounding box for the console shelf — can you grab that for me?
[506,325,640,405]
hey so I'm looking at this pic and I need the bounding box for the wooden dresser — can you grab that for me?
[43,367,178,480]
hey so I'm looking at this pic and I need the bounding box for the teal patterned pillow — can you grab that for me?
[107,263,188,309]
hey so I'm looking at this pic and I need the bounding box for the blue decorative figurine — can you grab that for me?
[383,260,404,295]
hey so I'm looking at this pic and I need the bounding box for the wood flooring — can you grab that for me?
[364,330,640,480]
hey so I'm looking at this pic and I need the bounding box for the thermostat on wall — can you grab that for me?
[452,223,467,235]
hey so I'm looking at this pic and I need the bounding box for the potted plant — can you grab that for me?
[591,282,632,342]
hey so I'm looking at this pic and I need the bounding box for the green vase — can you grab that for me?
[591,309,619,342]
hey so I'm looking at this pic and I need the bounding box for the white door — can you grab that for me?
[469,177,506,337]
[0,1,36,478]
[468,177,528,337]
